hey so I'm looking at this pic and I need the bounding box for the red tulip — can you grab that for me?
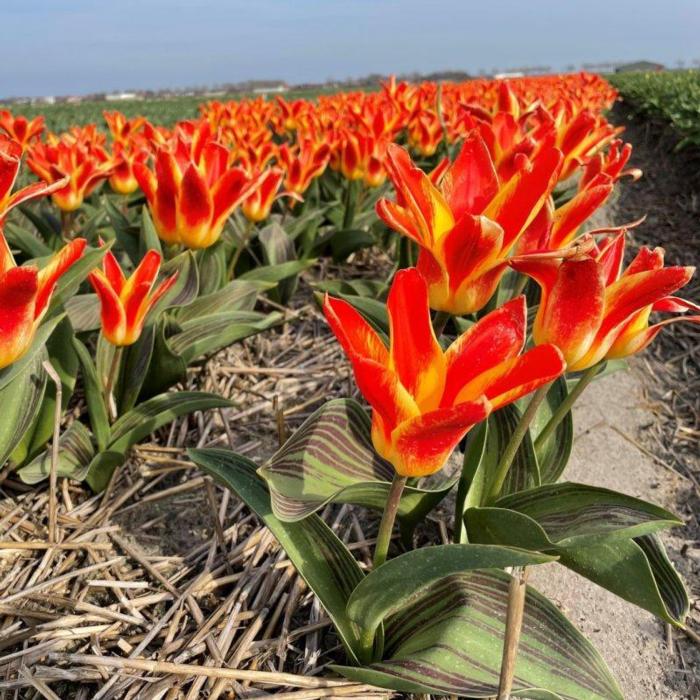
[511,235,700,371]
[0,230,85,369]
[88,248,178,346]
[0,111,44,151]
[324,268,565,477]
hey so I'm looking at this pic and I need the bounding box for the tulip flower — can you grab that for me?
[26,135,113,212]
[324,268,565,477]
[511,235,700,371]
[133,133,263,249]
[278,139,330,197]
[0,111,44,151]
[103,111,146,143]
[88,248,178,347]
[0,136,70,220]
[376,135,562,315]
[108,140,150,195]
[241,168,286,222]
[0,231,86,369]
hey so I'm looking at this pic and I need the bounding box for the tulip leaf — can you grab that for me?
[117,324,157,414]
[17,317,79,463]
[0,353,47,468]
[139,207,163,257]
[188,447,366,664]
[3,222,53,258]
[18,204,62,246]
[527,377,573,483]
[258,399,458,535]
[197,241,228,295]
[329,228,377,262]
[239,259,315,284]
[167,310,283,363]
[347,544,555,646]
[153,250,199,314]
[104,197,141,264]
[86,391,233,491]
[65,294,101,332]
[0,314,64,393]
[137,318,188,401]
[18,421,95,484]
[452,420,488,543]
[259,221,298,305]
[465,483,688,625]
[173,279,273,323]
[334,570,622,699]
[314,278,388,299]
[72,337,111,452]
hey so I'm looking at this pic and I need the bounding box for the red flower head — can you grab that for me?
[377,135,562,314]
[324,268,565,477]
[511,235,700,371]
[134,122,264,249]
[0,111,44,151]
[88,247,178,346]
[0,231,85,369]
[278,138,330,197]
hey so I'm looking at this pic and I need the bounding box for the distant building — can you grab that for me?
[614,61,665,73]
[105,92,140,101]
[494,71,525,79]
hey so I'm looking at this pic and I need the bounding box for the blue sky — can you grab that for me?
[2,0,699,97]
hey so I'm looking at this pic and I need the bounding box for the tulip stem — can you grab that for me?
[497,565,530,700]
[432,310,451,337]
[373,473,407,569]
[343,179,360,230]
[486,384,550,503]
[533,363,601,453]
[104,346,123,423]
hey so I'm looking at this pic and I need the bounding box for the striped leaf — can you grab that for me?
[65,294,101,332]
[18,421,95,484]
[335,571,622,699]
[72,338,110,451]
[239,259,315,284]
[86,391,233,491]
[258,399,457,529]
[527,377,573,483]
[259,221,298,305]
[173,279,272,323]
[347,544,555,655]
[465,483,688,625]
[167,310,283,363]
[0,353,47,468]
[188,447,366,664]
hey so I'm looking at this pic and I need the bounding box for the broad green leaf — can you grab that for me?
[259,399,457,533]
[87,391,233,491]
[314,278,387,299]
[18,204,62,246]
[239,259,314,283]
[494,482,682,546]
[65,294,101,332]
[18,317,79,463]
[137,319,188,401]
[259,221,298,305]
[103,197,141,264]
[0,354,47,467]
[0,314,63,392]
[168,311,283,363]
[188,448,365,664]
[347,544,555,645]
[466,486,688,625]
[4,222,53,258]
[18,422,95,484]
[527,377,573,483]
[139,207,163,257]
[329,228,376,262]
[335,570,622,699]
[117,324,156,414]
[72,337,111,452]
[452,420,488,543]
[196,241,228,295]
[174,279,272,323]
[152,250,199,314]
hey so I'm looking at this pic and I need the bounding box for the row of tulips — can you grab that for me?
[0,71,697,698]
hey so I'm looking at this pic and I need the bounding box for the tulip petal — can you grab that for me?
[153,150,180,238]
[389,397,491,477]
[0,267,38,369]
[88,269,126,346]
[102,249,126,296]
[624,246,664,276]
[35,238,87,319]
[211,168,250,224]
[179,162,213,230]
[597,234,626,287]
[323,293,388,366]
[0,141,20,203]
[387,268,445,410]
[549,181,612,249]
[443,296,526,406]
[0,229,15,275]
[440,132,498,219]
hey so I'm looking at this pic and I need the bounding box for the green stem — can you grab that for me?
[343,179,359,230]
[104,345,123,423]
[486,384,551,503]
[373,473,407,569]
[511,273,529,300]
[432,310,451,337]
[534,363,601,452]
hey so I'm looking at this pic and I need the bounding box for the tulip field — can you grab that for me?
[0,72,698,699]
